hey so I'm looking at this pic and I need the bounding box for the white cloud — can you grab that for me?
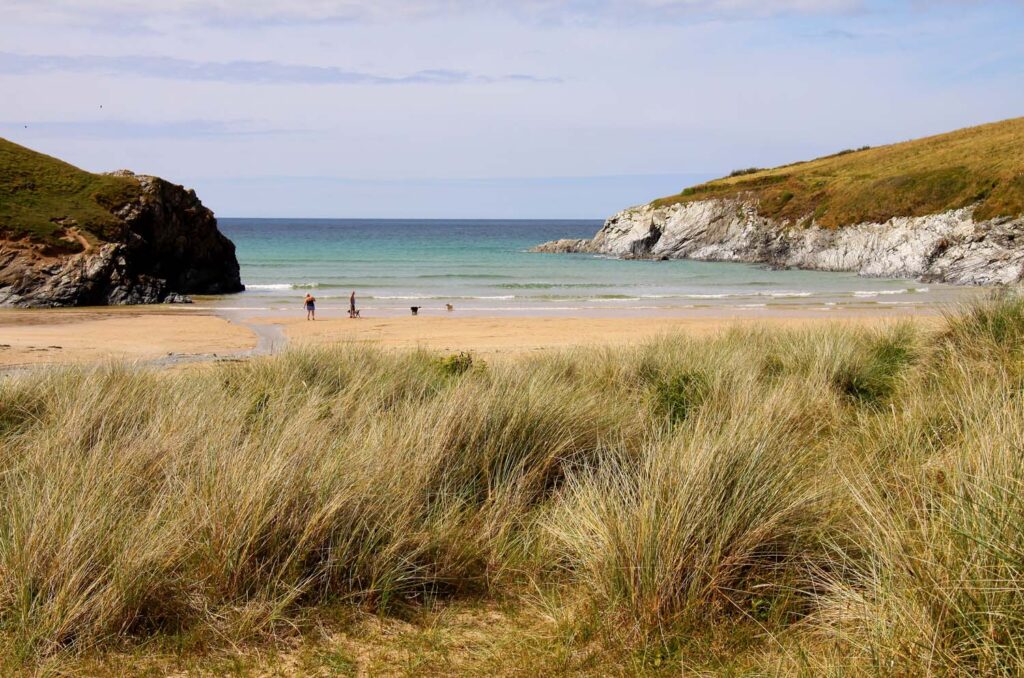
[0,119,303,139]
[3,0,1020,217]
[4,0,867,28]
[0,52,560,85]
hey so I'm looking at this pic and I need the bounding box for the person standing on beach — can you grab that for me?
[304,293,316,320]
[349,290,357,318]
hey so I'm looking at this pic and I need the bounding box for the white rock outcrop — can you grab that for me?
[532,198,1024,285]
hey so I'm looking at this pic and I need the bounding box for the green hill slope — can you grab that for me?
[0,138,141,248]
[652,117,1024,229]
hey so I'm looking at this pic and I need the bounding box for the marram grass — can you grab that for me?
[3,299,1024,674]
[652,116,1024,227]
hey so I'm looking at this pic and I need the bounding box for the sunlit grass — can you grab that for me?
[4,297,1024,673]
[0,137,140,247]
[652,116,1024,227]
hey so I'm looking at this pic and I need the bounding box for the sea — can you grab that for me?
[210,218,980,317]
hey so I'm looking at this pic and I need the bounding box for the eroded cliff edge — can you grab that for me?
[0,171,244,307]
[533,198,1024,286]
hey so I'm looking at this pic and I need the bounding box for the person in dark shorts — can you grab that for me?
[349,290,358,318]
[304,293,316,320]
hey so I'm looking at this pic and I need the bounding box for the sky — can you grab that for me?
[1,0,1023,218]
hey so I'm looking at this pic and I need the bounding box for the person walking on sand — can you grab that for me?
[349,290,358,318]
[304,293,316,320]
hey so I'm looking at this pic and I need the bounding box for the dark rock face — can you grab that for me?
[0,173,243,307]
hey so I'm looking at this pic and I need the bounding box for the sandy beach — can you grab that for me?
[276,311,940,356]
[0,305,948,368]
[0,307,256,367]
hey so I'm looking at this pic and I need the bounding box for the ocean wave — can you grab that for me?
[245,284,295,291]
[497,282,611,289]
[636,293,728,299]
[637,291,817,300]
[647,292,814,299]
[425,305,671,312]
[241,283,933,306]
[246,282,327,291]
[372,295,516,301]
[852,288,920,298]
[416,274,513,280]
[760,291,814,298]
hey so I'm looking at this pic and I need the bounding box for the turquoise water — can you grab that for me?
[213,218,976,316]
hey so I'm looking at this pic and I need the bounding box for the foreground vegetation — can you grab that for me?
[0,138,140,248]
[4,299,1024,674]
[652,116,1024,228]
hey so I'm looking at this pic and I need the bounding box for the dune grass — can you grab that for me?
[651,116,1024,228]
[4,299,1024,674]
[0,138,140,248]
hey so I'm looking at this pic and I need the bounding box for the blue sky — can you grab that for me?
[2,0,1022,218]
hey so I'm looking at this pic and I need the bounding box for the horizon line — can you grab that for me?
[217,215,608,221]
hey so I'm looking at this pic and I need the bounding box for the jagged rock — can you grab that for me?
[529,238,595,254]
[533,198,1024,286]
[0,175,243,307]
[163,292,194,304]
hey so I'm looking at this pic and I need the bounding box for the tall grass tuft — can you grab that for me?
[547,381,838,635]
[5,302,1024,673]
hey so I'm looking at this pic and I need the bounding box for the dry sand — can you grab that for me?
[0,305,945,368]
[0,308,256,367]
[271,308,943,358]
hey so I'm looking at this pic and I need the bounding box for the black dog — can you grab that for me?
[410,306,421,316]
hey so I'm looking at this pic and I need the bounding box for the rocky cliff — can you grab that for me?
[534,117,1024,285]
[533,199,1024,285]
[0,171,243,307]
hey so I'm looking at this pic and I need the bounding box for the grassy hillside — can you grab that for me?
[5,298,1024,674]
[653,116,1024,228]
[0,138,140,248]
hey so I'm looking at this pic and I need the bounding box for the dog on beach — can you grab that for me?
[445,304,454,312]
[411,306,420,316]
